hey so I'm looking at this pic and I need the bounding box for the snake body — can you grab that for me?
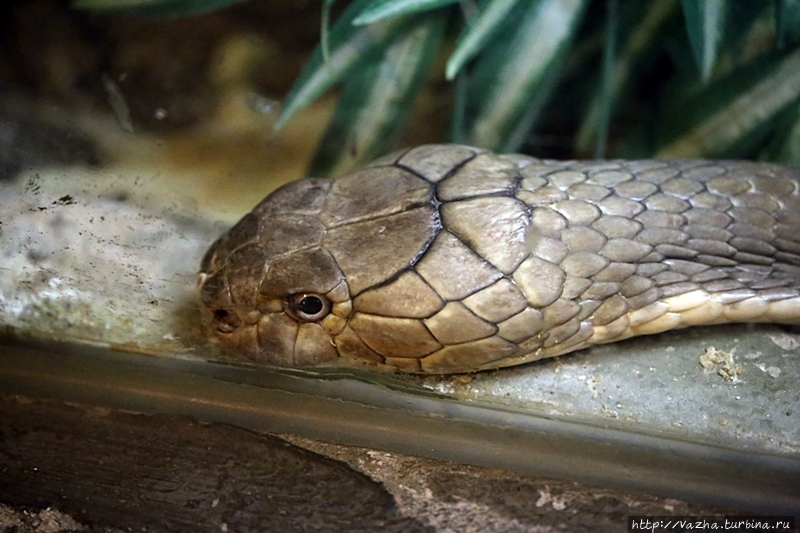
[198,144,800,374]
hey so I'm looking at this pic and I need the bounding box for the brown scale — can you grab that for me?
[197,144,800,374]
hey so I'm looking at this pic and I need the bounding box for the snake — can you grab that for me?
[197,144,800,374]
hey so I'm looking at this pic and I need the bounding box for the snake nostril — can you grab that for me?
[212,309,238,333]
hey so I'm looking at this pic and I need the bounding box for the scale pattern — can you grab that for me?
[198,144,800,374]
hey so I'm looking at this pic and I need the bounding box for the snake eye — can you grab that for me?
[287,293,331,322]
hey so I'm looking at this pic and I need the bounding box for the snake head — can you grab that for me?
[197,178,350,367]
[197,147,456,372]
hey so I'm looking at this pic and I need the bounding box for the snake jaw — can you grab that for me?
[198,276,347,367]
[197,178,365,367]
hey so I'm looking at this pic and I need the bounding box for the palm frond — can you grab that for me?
[76,0,800,174]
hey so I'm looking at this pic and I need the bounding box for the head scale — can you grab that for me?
[198,178,352,366]
[199,144,655,374]
[197,160,441,371]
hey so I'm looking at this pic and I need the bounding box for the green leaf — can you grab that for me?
[309,12,447,176]
[656,48,800,159]
[574,0,679,156]
[777,0,800,48]
[591,0,618,158]
[681,0,728,81]
[353,0,458,25]
[762,101,800,165]
[451,69,470,143]
[463,0,590,152]
[321,1,333,61]
[274,0,411,130]
[73,0,245,17]
[446,0,520,80]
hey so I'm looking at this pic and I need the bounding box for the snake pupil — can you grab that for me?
[297,296,323,315]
